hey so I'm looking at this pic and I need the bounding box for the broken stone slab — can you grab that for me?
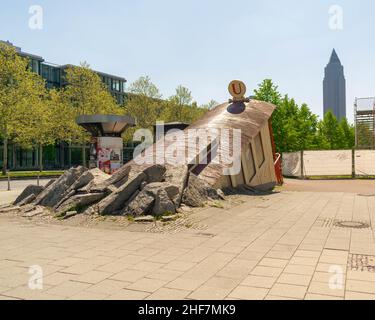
[177,204,193,213]
[69,170,95,191]
[162,214,179,222]
[56,193,106,214]
[64,211,78,219]
[153,189,176,216]
[217,189,226,200]
[142,182,179,200]
[22,207,44,217]
[0,206,21,214]
[78,169,111,193]
[44,178,57,189]
[164,165,189,207]
[17,194,36,207]
[143,165,166,183]
[182,173,220,207]
[97,171,147,215]
[54,190,76,210]
[134,215,155,223]
[34,166,87,208]
[122,181,178,217]
[122,189,155,216]
[13,185,44,206]
[89,166,130,193]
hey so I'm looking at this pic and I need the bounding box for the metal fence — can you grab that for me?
[282,150,375,178]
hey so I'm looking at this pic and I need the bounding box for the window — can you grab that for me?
[30,59,40,74]
[254,133,265,167]
[112,79,120,91]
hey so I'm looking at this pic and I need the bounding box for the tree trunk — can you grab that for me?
[2,129,8,175]
[39,144,43,172]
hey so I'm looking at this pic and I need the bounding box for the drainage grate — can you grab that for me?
[334,221,370,229]
[314,218,335,228]
[348,254,375,272]
[358,194,375,197]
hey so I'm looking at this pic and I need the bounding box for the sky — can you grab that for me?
[1,0,374,123]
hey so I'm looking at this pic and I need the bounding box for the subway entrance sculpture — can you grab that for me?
[4,81,282,220]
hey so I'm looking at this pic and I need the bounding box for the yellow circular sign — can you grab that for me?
[228,80,246,100]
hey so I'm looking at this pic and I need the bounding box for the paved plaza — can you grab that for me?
[1,180,375,300]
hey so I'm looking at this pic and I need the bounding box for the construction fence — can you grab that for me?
[282,150,375,178]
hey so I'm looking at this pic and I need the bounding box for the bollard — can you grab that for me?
[7,171,10,191]
[37,174,40,186]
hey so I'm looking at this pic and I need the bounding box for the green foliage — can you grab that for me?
[253,79,355,152]
[123,76,209,141]
[0,48,125,172]
[0,42,51,173]
[61,62,124,144]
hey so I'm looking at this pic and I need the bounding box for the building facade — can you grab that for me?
[1,40,127,105]
[323,49,347,120]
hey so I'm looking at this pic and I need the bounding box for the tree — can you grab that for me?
[339,118,355,149]
[170,85,193,122]
[0,43,47,174]
[62,62,123,166]
[253,79,282,106]
[124,76,164,142]
[201,99,219,110]
[253,79,356,152]
[317,111,344,150]
[128,76,162,99]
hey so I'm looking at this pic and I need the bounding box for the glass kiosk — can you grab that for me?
[76,115,135,174]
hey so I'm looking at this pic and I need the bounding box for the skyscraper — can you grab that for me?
[323,49,347,120]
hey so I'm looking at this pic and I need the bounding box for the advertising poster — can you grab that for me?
[97,137,123,174]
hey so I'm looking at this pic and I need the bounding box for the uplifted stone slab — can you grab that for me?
[13,185,44,206]
[143,182,179,199]
[182,173,220,207]
[143,165,166,183]
[153,189,176,216]
[69,170,95,191]
[164,165,189,207]
[122,189,155,216]
[98,171,147,215]
[34,166,87,208]
[56,193,106,214]
[17,194,36,207]
[90,166,130,193]
[79,168,111,193]
[134,215,155,223]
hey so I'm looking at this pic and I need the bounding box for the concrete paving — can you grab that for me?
[1,182,375,300]
[283,178,375,194]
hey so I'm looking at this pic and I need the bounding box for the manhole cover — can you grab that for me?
[334,221,370,229]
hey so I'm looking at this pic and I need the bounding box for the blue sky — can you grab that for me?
[1,0,374,122]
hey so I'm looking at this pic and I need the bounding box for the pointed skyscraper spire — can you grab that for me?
[329,49,341,64]
[323,49,346,120]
